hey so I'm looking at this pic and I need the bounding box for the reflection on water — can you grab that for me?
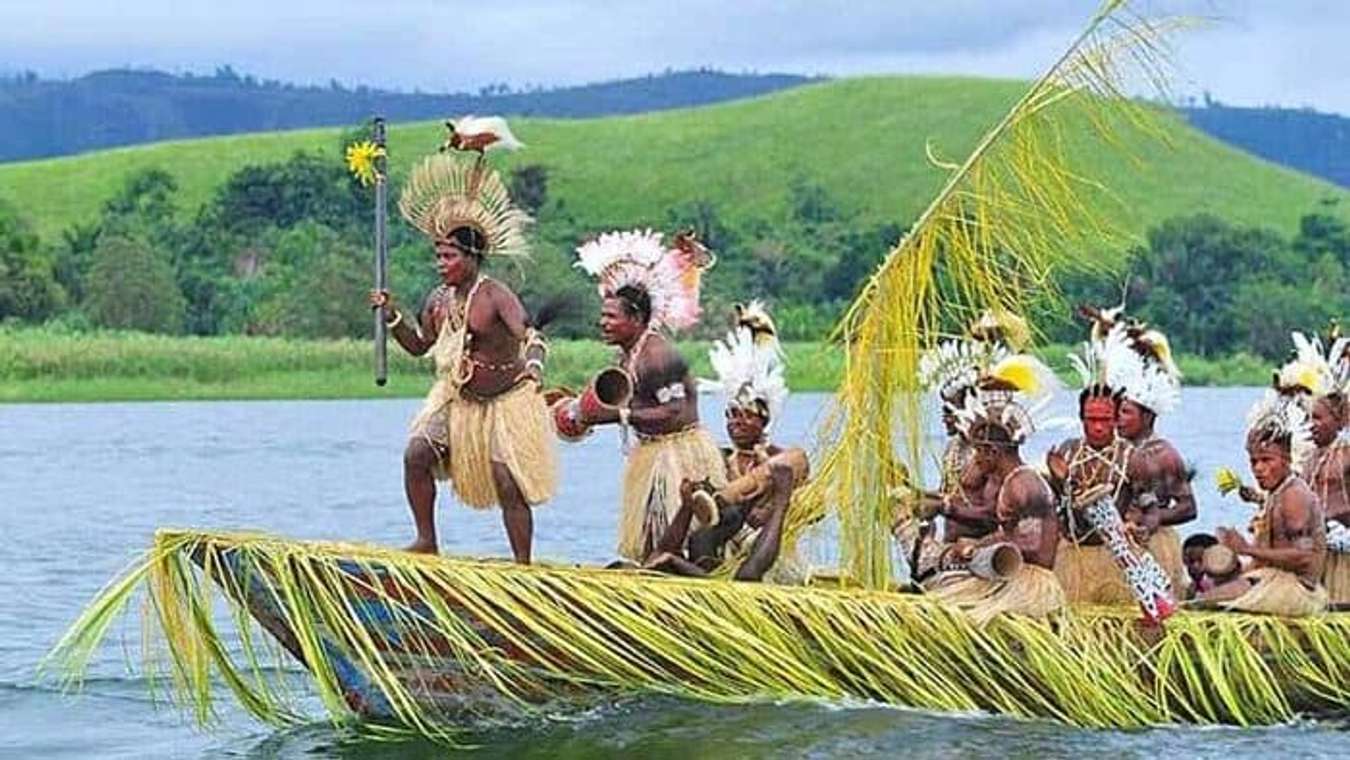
[0,389,1337,758]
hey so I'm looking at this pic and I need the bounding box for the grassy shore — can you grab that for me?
[0,326,1273,403]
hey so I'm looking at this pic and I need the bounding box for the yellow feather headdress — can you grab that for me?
[952,353,1065,445]
[1276,331,1349,403]
[398,153,532,258]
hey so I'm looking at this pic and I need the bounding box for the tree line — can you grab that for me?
[1,139,1346,360]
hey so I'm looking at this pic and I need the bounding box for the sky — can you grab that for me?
[4,0,1348,114]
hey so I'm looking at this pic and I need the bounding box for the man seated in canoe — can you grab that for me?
[562,229,724,562]
[1092,310,1193,595]
[1310,387,1350,606]
[368,126,556,560]
[924,350,1066,623]
[643,303,810,582]
[1290,331,1350,606]
[898,313,1025,584]
[1211,389,1328,616]
[1047,325,1177,623]
[1226,331,1348,608]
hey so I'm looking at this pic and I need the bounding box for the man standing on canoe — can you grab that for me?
[644,303,810,582]
[1213,390,1328,616]
[1102,315,1192,595]
[369,128,556,560]
[927,350,1066,623]
[569,229,723,562]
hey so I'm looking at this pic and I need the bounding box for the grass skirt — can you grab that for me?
[619,426,726,561]
[1149,526,1186,596]
[414,382,557,509]
[1325,551,1350,607]
[1224,567,1328,617]
[928,564,1066,625]
[1053,539,1135,605]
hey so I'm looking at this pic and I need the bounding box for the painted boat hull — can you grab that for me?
[178,532,1350,731]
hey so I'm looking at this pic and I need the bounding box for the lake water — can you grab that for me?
[1,390,1346,758]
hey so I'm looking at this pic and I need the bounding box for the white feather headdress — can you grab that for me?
[918,338,1008,407]
[1102,323,1181,415]
[709,324,788,427]
[574,229,712,331]
[1245,389,1315,468]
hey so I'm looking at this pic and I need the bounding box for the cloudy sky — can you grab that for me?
[6,0,1348,114]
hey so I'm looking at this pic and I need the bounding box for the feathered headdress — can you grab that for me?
[733,300,783,359]
[968,309,1032,351]
[1077,304,1181,415]
[398,152,531,258]
[440,115,525,153]
[918,338,1008,408]
[952,353,1063,445]
[574,229,714,331]
[709,318,788,427]
[1102,323,1181,415]
[1245,388,1315,467]
[1276,331,1350,404]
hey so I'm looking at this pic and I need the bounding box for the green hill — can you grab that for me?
[1,76,1346,242]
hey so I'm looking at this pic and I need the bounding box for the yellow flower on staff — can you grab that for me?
[345,140,385,187]
[1215,466,1242,496]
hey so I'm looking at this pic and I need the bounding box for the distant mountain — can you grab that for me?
[1182,102,1350,188]
[0,68,813,162]
[4,67,1347,189]
[4,77,1344,244]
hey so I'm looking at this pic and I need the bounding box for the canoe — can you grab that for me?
[49,529,1350,741]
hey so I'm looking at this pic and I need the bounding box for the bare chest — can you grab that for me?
[1310,448,1350,516]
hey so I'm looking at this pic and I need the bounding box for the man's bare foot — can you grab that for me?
[405,537,439,554]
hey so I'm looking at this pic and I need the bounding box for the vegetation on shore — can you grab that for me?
[0,77,1343,403]
[0,326,1271,403]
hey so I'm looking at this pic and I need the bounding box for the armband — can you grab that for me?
[525,328,550,357]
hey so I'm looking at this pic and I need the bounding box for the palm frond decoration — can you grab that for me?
[44,531,1350,740]
[782,0,1189,588]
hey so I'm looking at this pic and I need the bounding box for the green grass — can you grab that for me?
[0,326,842,402]
[1,77,1345,242]
[0,327,1268,403]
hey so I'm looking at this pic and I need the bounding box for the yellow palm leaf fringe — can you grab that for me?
[45,530,1350,739]
[779,1,1188,588]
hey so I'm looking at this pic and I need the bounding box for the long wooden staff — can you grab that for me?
[372,116,389,386]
